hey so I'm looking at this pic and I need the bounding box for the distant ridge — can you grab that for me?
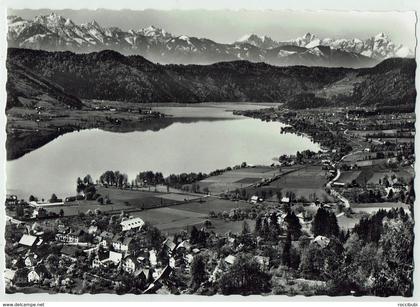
[7,47,416,110]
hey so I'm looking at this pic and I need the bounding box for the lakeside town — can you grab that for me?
[4,104,415,296]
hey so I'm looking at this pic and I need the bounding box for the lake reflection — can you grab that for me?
[7,105,320,200]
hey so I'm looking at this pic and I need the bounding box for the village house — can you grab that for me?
[27,264,50,284]
[111,234,124,251]
[11,257,25,270]
[24,254,38,267]
[57,223,70,234]
[176,240,191,253]
[254,255,270,271]
[312,235,330,249]
[83,245,99,258]
[149,249,158,267]
[162,238,177,257]
[121,237,135,254]
[91,252,110,268]
[122,255,141,273]
[4,269,16,286]
[88,225,99,235]
[120,217,145,232]
[281,197,291,204]
[109,251,123,265]
[56,229,85,243]
[18,234,38,248]
[224,254,236,266]
[99,231,114,247]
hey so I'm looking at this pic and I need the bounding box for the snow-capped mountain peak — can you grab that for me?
[139,25,171,39]
[236,34,278,49]
[7,13,414,67]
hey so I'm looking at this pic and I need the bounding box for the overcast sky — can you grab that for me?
[7,8,416,48]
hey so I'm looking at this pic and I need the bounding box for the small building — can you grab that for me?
[112,235,124,251]
[254,256,270,270]
[122,255,140,274]
[121,237,135,253]
[4,269,16,286]
[92,252,110,268]
[109,251,123,265]
[88,225,99,234]
[28,265,49,284]
[19,234,38,247]
[281,197,290,204]
[162,238,177,256]
[176,240,192,253]
[120,217,145,232]
[24,254,38,267]
[56,229,85,243]
[250,195,260,204]
[149,250,158,267]
[224,255,236,265]
[312,236,330,249]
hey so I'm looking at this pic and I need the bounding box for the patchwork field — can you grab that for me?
[337,171,362,184]
[337,165,414,186]
[197,166,285,194]
[336,214,362,230]
[130,197,253,235]
[351,202,410,214]
[263,165,333,202]
[366,167,414,185]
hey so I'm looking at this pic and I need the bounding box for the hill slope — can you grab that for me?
[7,48,416,110]
[6,61,84,110]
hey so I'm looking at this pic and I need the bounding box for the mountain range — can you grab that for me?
[7,48,416,110]
[7,13,414,68]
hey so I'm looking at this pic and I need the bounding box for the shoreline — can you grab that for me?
[6,102,278,161]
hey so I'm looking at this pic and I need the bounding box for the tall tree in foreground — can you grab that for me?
[285,211,302,240]
[372,217,414,297]
[219,254,271,295]
[190,255,206,290]
[282,232,292,267]
[312,207,339,238]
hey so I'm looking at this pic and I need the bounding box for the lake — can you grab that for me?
[6,104,320,200]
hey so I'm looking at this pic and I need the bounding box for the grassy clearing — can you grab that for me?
[337,214,362,230]
[130,198,254,235]
[198,166,283,194]
[336,171,361,184]
[263,166,333,201]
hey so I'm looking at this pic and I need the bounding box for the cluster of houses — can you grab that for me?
[5,214,251,294]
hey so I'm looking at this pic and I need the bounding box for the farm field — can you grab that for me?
[42,185,203,217]
[197,166,286,195]
[342,151,376,162]
[337,171,362,184]
[336,214,362,230]
[366,167,414,185]
[261,165,333,202]
[337,165,413,186]
[351,202,410,214]
[130,197,254,235]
